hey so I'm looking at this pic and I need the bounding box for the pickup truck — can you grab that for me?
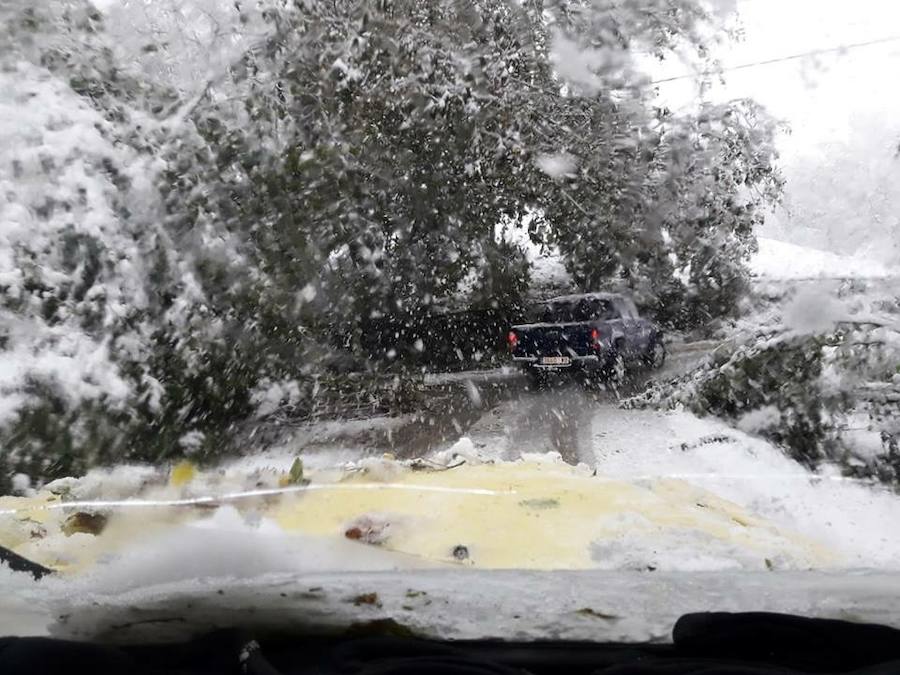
[507,292,665,388]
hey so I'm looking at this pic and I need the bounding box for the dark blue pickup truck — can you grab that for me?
[507,292,665,388]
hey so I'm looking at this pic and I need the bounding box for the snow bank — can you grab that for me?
[530,252,570,289]
[781,284,847,333]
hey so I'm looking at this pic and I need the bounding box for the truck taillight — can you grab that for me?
[590,328,601,348]
[507,330,518,351]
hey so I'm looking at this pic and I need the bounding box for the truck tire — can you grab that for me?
[644,337,666,370]
[593,349,627,389]
[600,350,626,388]
[526,368,548,390]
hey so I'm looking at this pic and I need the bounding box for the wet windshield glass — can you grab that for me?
[1,0,900,646]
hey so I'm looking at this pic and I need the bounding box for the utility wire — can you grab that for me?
[651,34,900,85]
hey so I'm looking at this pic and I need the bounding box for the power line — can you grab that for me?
[651,34,900,85]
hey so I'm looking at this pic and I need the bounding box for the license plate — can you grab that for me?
[540,356,571,366]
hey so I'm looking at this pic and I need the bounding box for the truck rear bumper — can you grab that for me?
[513,355,601,369]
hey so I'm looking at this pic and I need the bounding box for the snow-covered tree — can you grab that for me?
[0,1,281,486]
[0,2,184,483]
[166,0,781,333]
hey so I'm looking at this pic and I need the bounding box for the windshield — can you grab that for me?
[2,0,900,647]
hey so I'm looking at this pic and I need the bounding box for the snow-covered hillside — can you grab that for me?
[751,237,899,280]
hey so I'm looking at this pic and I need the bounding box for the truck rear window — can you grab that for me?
[537,298,617,322]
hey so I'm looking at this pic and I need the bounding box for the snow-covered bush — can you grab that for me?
[0,2,311,488]
[0,3,176,484]
[629,279,900,484]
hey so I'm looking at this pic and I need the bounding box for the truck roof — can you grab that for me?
[544,292,623,304]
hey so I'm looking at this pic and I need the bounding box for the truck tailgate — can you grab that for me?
[511,323,596,358]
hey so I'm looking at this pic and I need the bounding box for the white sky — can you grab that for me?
[654,0,900,158]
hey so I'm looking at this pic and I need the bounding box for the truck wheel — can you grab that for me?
[603,351,626,387]
[526,368,548,390]
[644,338,666,370]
